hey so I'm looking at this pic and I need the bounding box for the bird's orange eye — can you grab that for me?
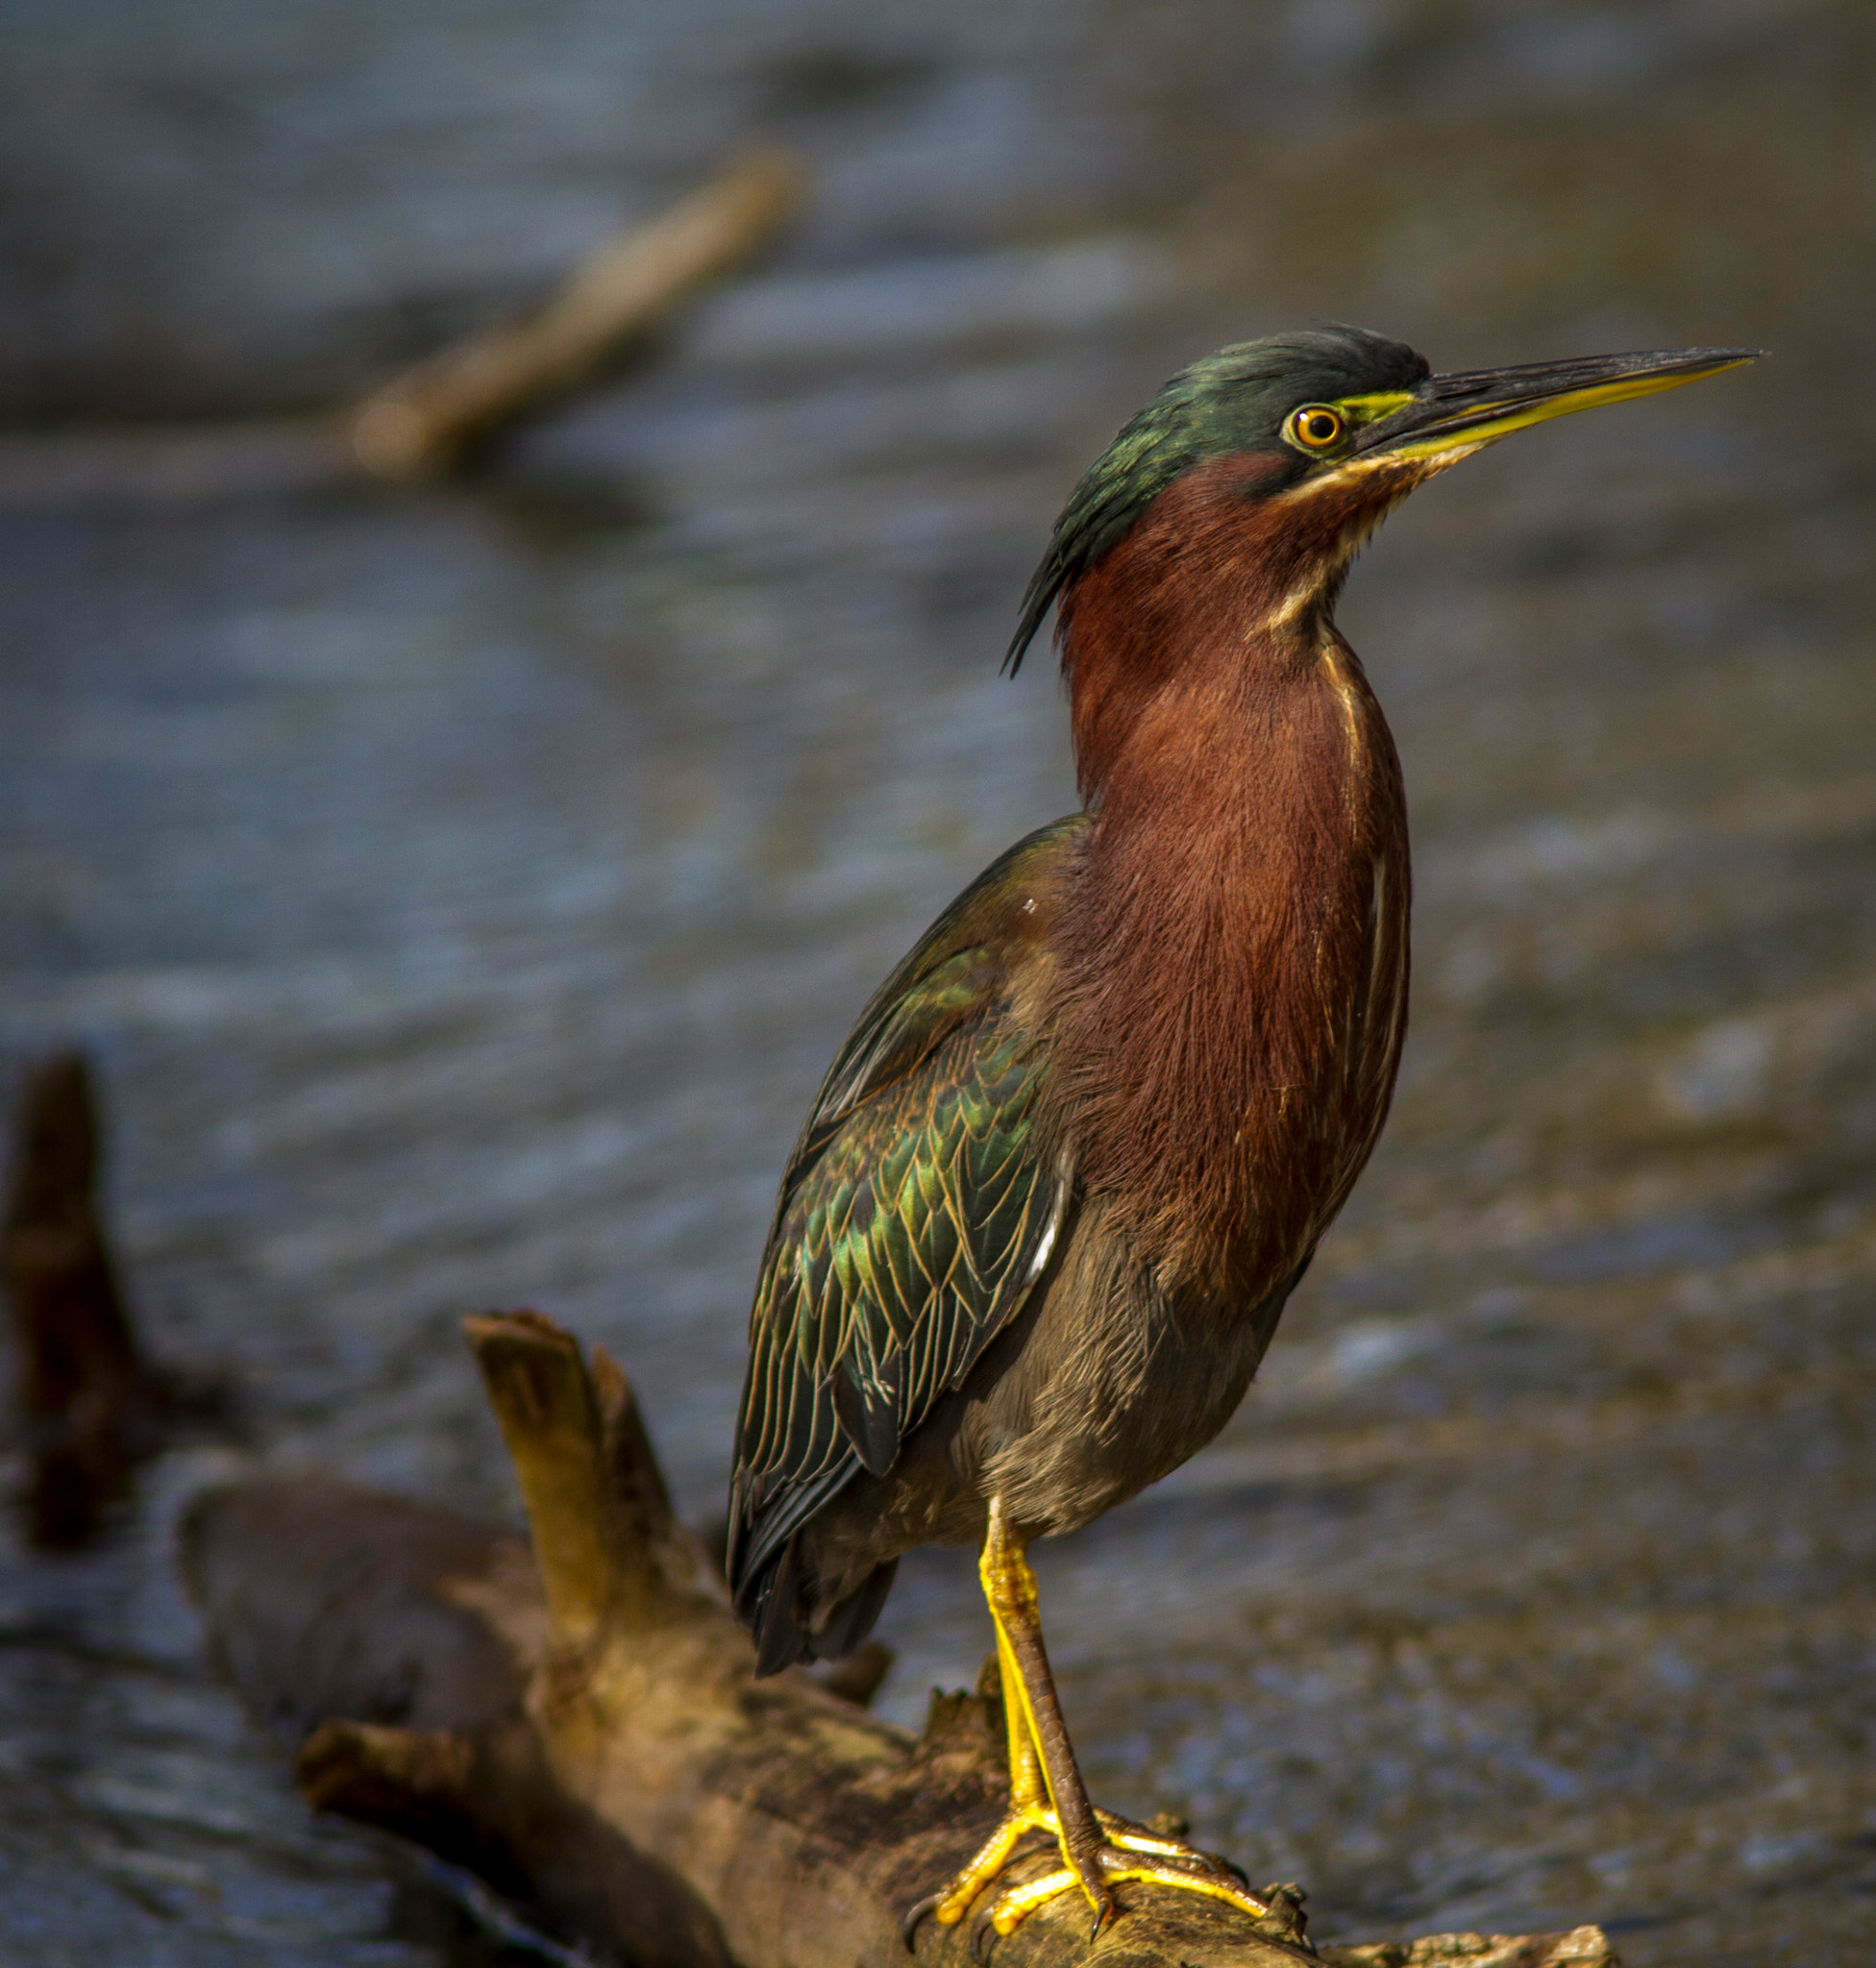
[1288,405,1345,449]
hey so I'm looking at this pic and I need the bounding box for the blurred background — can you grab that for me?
[1,0,1872,1962]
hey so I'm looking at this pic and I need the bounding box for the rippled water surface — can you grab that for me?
[2,1,1873,1961]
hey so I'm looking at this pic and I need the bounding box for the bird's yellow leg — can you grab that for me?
[908,1497,1271,1945]
[914,1621,1054,1933]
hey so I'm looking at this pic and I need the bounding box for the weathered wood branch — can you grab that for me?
[183,1311,1617,1968]
[346,149,807,480]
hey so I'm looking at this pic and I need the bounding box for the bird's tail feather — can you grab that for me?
[753,1538,899,1676]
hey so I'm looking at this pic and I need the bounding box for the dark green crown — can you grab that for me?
[1005,325,1430,672]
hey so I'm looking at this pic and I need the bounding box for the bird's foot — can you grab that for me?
[902,1800,1056,1947]
[904,1805,1266,1949]
[983,1813,1270,1942]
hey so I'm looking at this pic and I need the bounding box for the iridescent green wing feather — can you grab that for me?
[728,819,1084,1610]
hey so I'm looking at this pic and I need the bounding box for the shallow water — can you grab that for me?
[2,0,1874,1961]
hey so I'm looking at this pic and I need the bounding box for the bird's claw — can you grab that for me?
[971,1901,1003,1965]
[1248,1880,1312,1947]
[901,1890,944,1952]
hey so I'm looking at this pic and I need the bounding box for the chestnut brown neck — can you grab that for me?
[1045,453,1413,1302]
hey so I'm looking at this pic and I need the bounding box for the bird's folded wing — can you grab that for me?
[728,820,1082,1603]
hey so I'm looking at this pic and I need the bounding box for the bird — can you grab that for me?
[725,325,1756,1941]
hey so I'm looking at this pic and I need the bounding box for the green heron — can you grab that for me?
[727,327,1755,1939]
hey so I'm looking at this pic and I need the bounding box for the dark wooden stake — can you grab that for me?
[3,1050,176,1544]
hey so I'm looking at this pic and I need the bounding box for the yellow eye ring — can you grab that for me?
[1288,405,1345,450]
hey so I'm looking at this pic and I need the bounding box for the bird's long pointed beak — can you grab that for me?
[1355,346,1764,461]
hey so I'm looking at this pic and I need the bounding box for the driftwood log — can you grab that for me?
[183,1310,1617,1968]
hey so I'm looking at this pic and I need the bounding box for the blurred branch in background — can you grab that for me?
[0,150,808,510]
[346,149,808,481]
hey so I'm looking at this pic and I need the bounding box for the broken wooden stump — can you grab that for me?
[183,1309,1618,1968]
[2,1049,210,1545]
